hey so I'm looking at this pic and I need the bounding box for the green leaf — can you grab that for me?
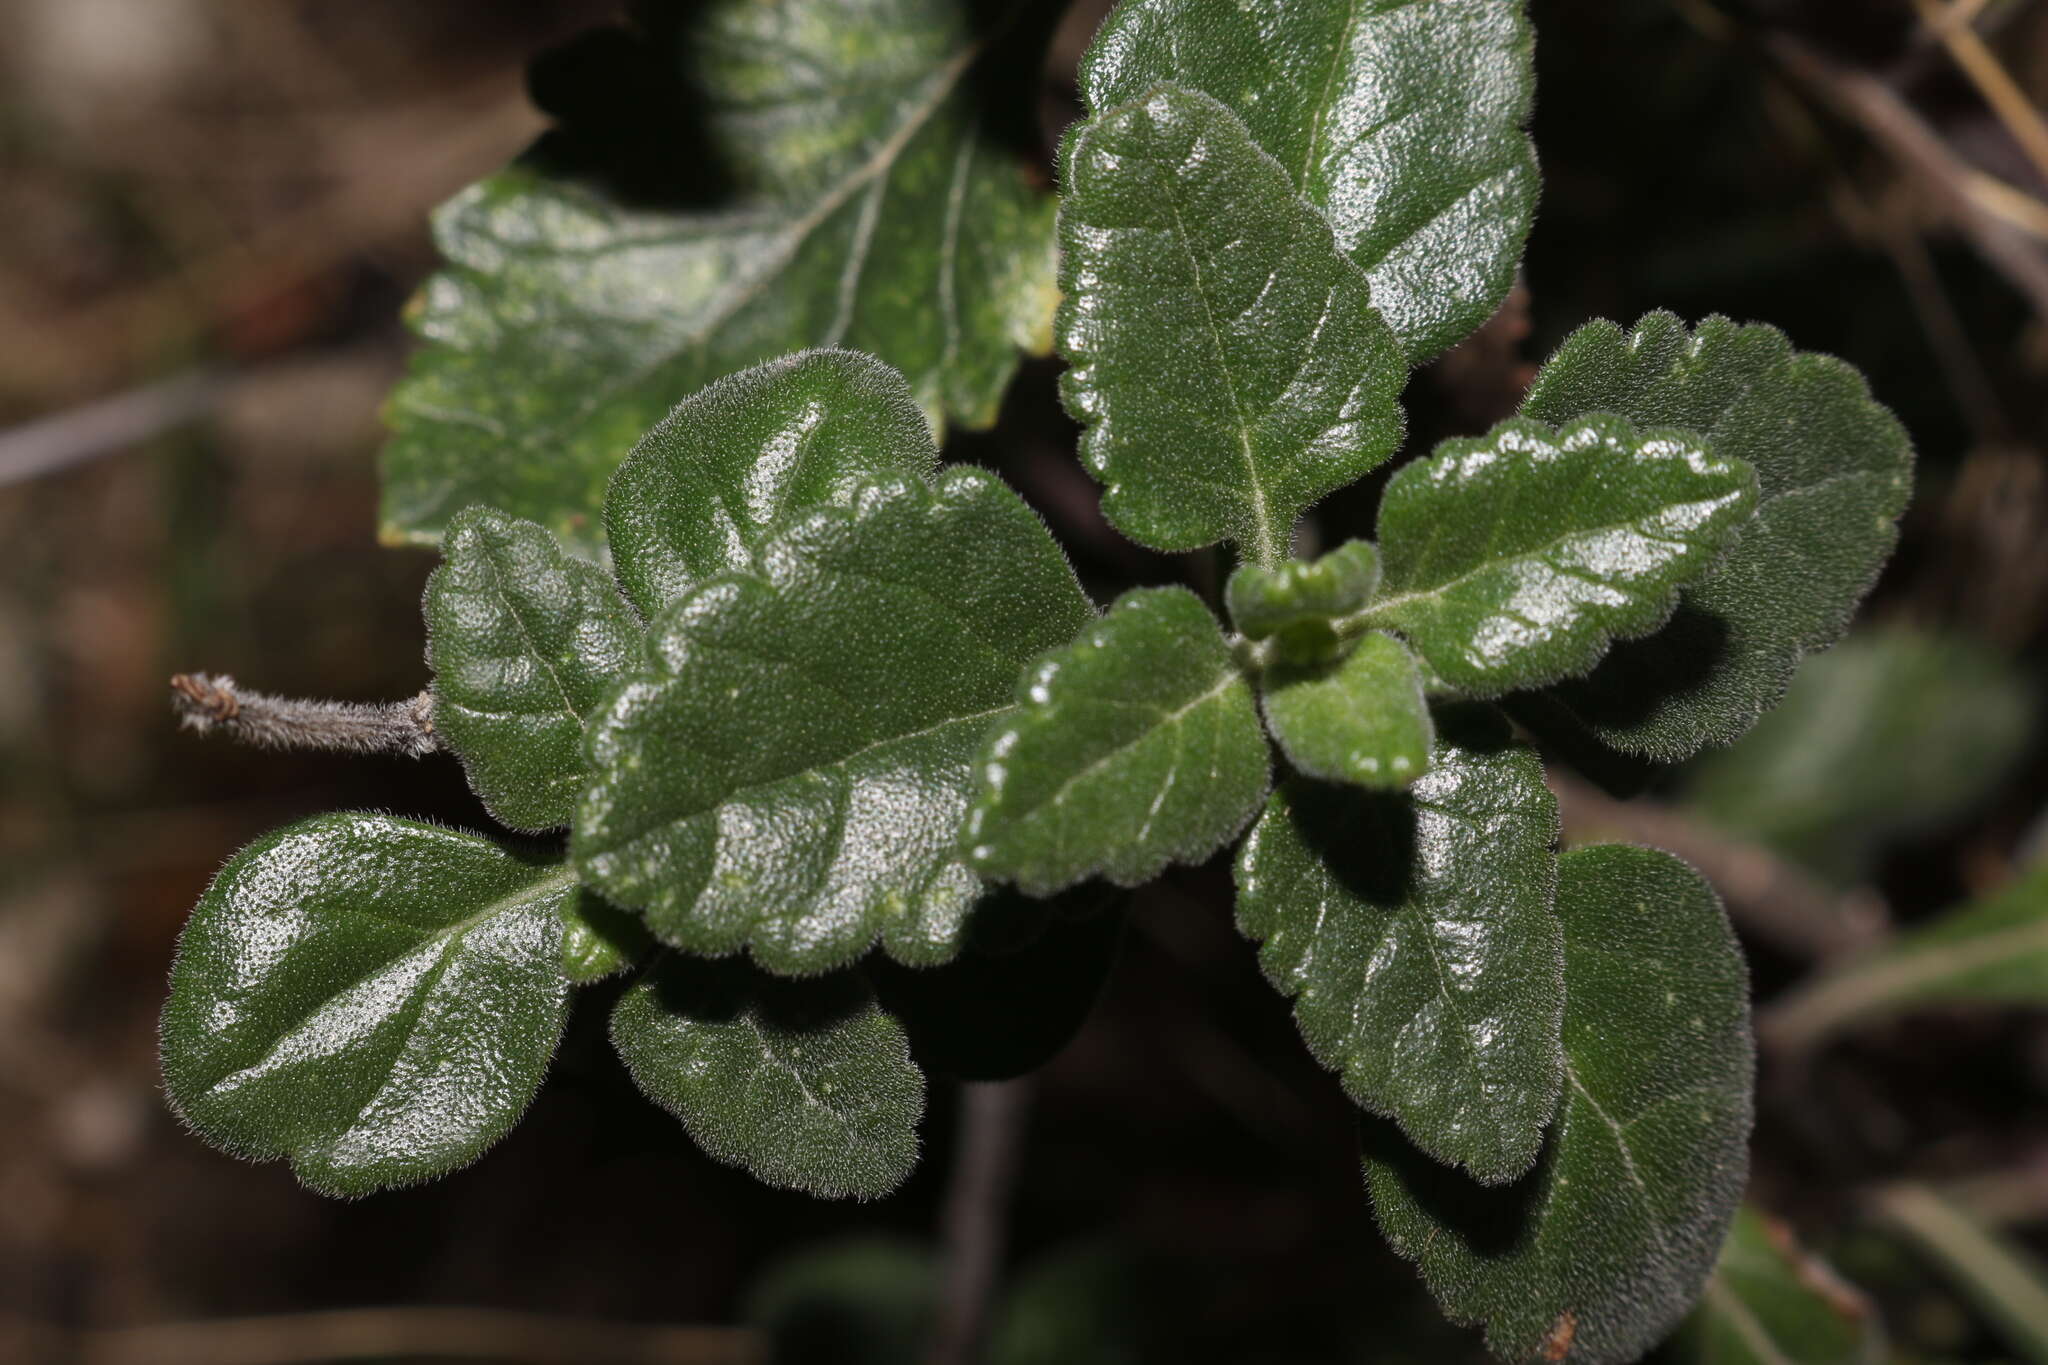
[1666,1206,1885,1365]
[381,0,1059,556]
[1261,631,1434,790]
[1363,414,1757,699]
[1685,625,2034,881]
[960,586,1270,896]
[1235,705,1561,1181]
[606,349,939,618]
[747,1237,937,1365]
[1518,313,1915,761]
[1227,540,1381,656]
[611,955,923,1199]
[1080,0,1538,363]
[1761,862,2048,1054]
[874,886,1125,1081]
[425,507,644,831]
[1366,843,1754,1365]
[1056,83,1407,563]
[559,892,653,985]
[160,814,575,1197]
[577,471,1091,973]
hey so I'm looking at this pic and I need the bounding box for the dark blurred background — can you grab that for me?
[3,1,2047,1362]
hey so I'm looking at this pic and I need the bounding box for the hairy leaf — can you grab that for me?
[1080,0,1537,362]
[1236,705,1561,1181]
[1668,1206,1885,1365]
[1057,84,1406,562]
[425,507,644,831]
[577,471,1091,973]
[606,350,938,618]
[1519,313,1915,761]
[1365,414,1756,698]
[1686,626,2034,881]
[1227,540,1381,643]
[1762,863,2048,1054]
[612,956,922,1199]
[382,0,1059,554]
[961,586,1270,896]
[875,886,1125,1081]
[1366,843,1754,1365]
[559,893,654,984]
[161,814,574,1197]
[1261,631,1434,789]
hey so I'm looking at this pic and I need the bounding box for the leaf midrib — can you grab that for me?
[1355,489,1737,626]
[499,42,985,459]
[203,862,577,1098]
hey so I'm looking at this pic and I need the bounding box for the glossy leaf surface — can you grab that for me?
[1261,631,1433,790]
[1668,1206,1885,1365]
[1081,0,1538,362]
[382,0,1058,555]
[1520,313,1915,761]
[606,350,938,618]
[1366,844,1753,1365]
[162,814,574,1196]
[875,886,1125,1081]
[1763,863,2048,1053]
[961,586,1269,896]
[612,956,922,1199]
[1057,84,1406,562]
[1686,625,2033,881]
[1366,415,1756,698]
[425,507,644,831]
[578,472,1091,973]
[1236,705,1561,1181]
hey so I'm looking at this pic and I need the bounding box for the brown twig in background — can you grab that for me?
[1911,0,2048,191]
[926,1080,1032,1365]
[54,1306,762,1365]
[1767,32,2048,327]
[170,673,442,757]
[1550,773,1890,962]
[0,369,224,486]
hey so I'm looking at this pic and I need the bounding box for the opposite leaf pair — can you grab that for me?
[165,351,1129,1201]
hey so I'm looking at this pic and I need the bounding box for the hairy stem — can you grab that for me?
[169,673,441,758]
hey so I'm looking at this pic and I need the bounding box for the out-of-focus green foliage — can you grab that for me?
[1665,1205,1885,1365]
[1686,626,2034,880]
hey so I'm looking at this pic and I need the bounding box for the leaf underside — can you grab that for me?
[426,507,644,831]
[1080,0,1538,363]
[1056,83,1406,562]
[381,0,1059,556]
[1368,414,1757,699]
[612,955,923,1199]
[576,470,1092,975]
[962,585,1271,897]
[1517,312,1914,762]
[1365,843,1754,1365]
[1236,704,1562,1183]
[161,814,575,1197]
